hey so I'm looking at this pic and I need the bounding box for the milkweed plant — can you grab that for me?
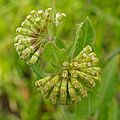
[14,8,101,105]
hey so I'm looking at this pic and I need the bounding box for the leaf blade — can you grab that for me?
[43,42,67,72]
[68,17,96,59]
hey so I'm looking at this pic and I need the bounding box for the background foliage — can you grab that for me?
[0,0,120,120]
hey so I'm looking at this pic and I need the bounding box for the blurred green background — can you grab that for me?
[0,0,120,120]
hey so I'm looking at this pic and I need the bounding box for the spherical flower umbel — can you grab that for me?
[14,8,66,64]
[35,45,101,105]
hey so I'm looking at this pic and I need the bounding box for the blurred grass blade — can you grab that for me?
[108,98,119,120]
[106,47,120,61]
[65,99,90,120]
[99,56,118,103]
[95,56,119,119]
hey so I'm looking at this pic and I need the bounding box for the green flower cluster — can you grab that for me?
[14,8,101,105]
[35,45,101,105]
[14,8,66,64]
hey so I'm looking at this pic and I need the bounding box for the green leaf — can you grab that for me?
[68,17,95,59]
[30,64,46,79]
[44,62,59,73]
[43,42,67,72]
[55,37,66,49]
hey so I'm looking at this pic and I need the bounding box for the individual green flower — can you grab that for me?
[35,45,101,105]
[14,8,66,64]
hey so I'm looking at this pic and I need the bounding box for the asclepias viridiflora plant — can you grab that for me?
[14,8,101,105]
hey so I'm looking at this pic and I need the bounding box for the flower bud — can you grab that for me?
[29,48,43,64]
[58,79,67,104]
[68,82,81,104]
[55,13,66,26]
[56,13,66,22]
[49,81,60,104]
